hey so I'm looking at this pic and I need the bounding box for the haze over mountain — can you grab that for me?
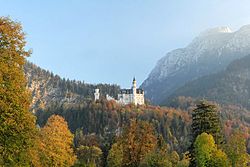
[164,54,250,109]
[141,25,250,104]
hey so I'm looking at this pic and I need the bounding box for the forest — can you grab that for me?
[0,17,250,167]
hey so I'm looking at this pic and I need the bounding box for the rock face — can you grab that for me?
[164,55,250,109]
[24,62,120,112]
[141,25,250,104]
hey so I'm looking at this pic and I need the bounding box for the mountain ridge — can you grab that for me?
[141,24,250,104]
[24,62,120,112]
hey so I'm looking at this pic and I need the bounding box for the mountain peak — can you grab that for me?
[199,26,232,37]
[141,24,250,104]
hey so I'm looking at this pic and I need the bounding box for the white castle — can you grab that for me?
[94,78,145,105]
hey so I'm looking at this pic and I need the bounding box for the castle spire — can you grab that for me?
[133,77,136,82]
[132,77,136,89]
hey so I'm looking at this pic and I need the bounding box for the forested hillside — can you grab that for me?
[164,55,250,109]
[24,62,120,112]
[36,100,191,154]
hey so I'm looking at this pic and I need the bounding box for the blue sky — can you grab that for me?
[1,0,250,87]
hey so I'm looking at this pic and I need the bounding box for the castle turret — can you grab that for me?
[94,89,100,101]
[132,77,137,104]
[132,77,137,94]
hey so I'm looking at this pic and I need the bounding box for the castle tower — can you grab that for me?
[132,77,137,104]
[132,77,137,94]
[94,89,100,101]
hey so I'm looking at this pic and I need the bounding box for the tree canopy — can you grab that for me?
[0,16,37,166]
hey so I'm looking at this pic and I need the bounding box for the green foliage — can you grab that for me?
[191,101,224,144]
[36,100,191,155]
[75,145,102,167]
[176,153,190,167]
[107,143,123,167]
[194,133,230,167]
[139,151,172,167]
[209,149,230,167]
[106,121,189,167]
[170,151,180,166]
[190,101,224,167]
[194,133,216,167]
[225,131,249,167]
[0,16,37,166]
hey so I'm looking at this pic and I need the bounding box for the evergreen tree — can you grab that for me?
[192,101,223,144]
[189,101,224,167]
[0,16,37,166]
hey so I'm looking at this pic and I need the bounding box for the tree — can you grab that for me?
[225,131,249,167]
[107,143,123,167]
[177,153,190,167]
[0,16,37,166]
[75,145,102,167]
[209,149,230,167]
[39,115,76,166]
[194,133,216,167]
[139,151,172,167]
[194,133,229,167]
[120,120,157,167]
[190,101,224,166]
[192,101,223,144]
[170,151,180,166]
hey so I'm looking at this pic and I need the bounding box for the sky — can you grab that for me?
[1,1,250,87]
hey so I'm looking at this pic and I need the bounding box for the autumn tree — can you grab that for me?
[194,133,229,167]
[119,120,157,167]
[39,115,76,166]
[107,143,123,167]
[225,131,249,167]
[0,16,37,166]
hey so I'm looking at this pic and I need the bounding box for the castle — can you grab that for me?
[94,78,145,105]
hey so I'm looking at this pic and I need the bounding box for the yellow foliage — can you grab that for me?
[39,115,76,166]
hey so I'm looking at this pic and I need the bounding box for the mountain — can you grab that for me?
[24,62,120,112]
[141,25,250,104]
[164,55,250,109]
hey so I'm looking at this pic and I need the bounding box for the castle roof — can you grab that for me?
[119,88,144,94]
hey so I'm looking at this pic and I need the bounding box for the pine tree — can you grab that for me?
[0,16,37,166]
[189,101,224,167]
[191,101,223,144]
